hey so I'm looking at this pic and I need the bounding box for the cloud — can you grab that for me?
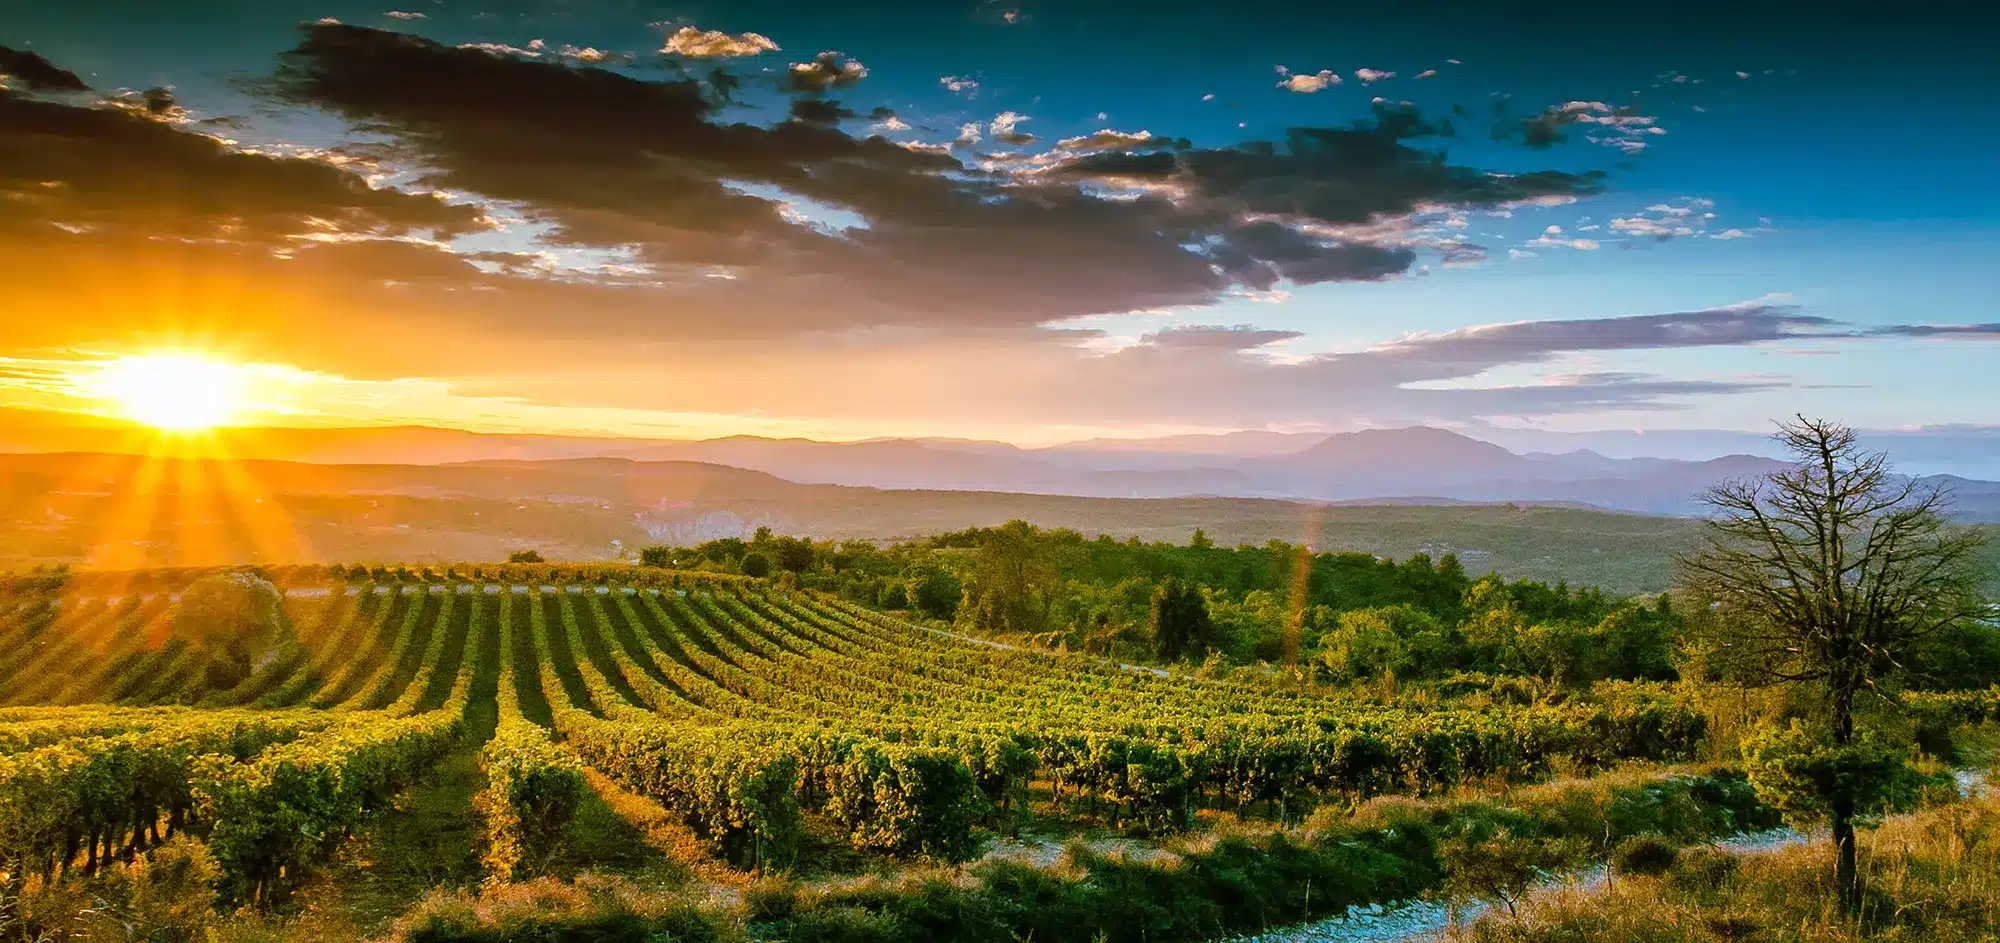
[1415,69,1438,80]
[1867,323,2000,340]
[0,79,484,248]
[1514,100,1664,153]
[0,21,1621,393]
[1604,197,1730,242]
[0,45,90,92]
[662,26,779,59]
[1527,225,1600,250]
[989,111,1034,145]
[1354,68,1395,84]
[384,10,426,20]
[788,97,856,126]
[939,75,979,95]
[788,52,867,91]
[1054,128,1163,151]
[1142,324,1304,350]
[1375,300,1838,369]
[258,28,1607,339]
[556,45,622,64]
[1279,70,1340,93]
[458,40,543,57]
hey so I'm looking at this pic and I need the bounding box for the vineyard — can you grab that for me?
[0,564,1725,909]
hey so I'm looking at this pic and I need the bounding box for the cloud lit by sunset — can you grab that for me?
[0,2,1994,454]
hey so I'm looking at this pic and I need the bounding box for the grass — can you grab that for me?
[376,765,1777,943]
[1450,787,2000,942]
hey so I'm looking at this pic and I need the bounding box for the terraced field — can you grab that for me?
[0,564,1712,902]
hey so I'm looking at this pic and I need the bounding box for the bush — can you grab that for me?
[508,549,545,563]
[1610,833,1679,876]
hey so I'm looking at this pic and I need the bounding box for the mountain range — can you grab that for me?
[3,411,1996,520]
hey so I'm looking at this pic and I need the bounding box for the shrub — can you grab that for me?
[1610,833,1680,876]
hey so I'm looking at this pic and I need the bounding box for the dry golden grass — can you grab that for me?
[1452,791,2000,942]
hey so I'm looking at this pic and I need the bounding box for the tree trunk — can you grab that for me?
[1833,791,1858,914]
[1832,675,1861,915]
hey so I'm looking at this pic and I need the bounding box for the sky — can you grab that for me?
[1,0,1996,450]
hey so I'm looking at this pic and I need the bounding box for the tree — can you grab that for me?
[739,552,773,579]
[771,536,816,572]
[1679,416,1988,913]
[967,520,1062,635]
[639,545,674,568]
[1316,607,1408,683]
[172,573,289,692]
[907,567,962,621]
[1150,576,1214,662]
[508,549,545,563]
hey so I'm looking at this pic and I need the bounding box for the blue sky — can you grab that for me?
[1,0,1995,451]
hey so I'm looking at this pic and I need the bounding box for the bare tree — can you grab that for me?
[1680,416,1988,913]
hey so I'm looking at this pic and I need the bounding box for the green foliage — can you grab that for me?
[1148,575,1213,662]
[905,567,960,621]
[194,704,467,903]
[740,553,773,579]
[823,745,983,861]
[768,536,817,573]
[477,720,585,881]
[507,550,545,564]
[1741,722,1934,829]
[638,546,673,568]
[1610,833,1680,876]
[1316,605,1446,682]
[172,573,289,692]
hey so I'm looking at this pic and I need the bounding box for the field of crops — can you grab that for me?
[0,565,1711,903]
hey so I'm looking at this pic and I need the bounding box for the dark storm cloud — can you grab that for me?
[1052,104,1605,224]
[252,25,1612,334]
[788,97,857,125]
[0,79,486,245]
[0,46,89,92]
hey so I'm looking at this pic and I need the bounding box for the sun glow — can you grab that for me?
[94,353,248,431]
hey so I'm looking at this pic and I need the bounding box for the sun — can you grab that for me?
[95,353,248,431]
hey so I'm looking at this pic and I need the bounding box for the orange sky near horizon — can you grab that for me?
[0,350,1276,448]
